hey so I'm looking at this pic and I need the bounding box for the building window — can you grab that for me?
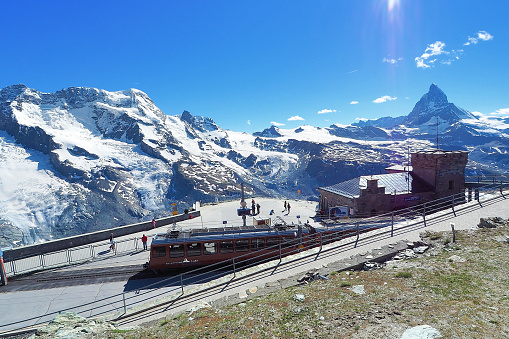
[449,180,454,190]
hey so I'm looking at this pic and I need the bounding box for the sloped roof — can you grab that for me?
[319,172,424,198]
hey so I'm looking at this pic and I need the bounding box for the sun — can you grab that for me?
[387,0,400,13]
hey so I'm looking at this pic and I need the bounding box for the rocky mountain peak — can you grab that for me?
[403,84,475,126]
[252,125,282,138]
[180,110,219,133]
[427,83,448,106]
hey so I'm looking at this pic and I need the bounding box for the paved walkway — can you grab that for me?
[0,195,508,333]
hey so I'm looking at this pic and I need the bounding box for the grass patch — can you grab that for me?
[396,271,413,278]
[339,281,352,287]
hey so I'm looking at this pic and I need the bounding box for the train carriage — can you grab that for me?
[147,222,378,271]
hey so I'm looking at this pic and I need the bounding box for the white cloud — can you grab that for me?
[373,95,397,103]
[355,118,369,121]
[347,70,358,74]
[383,57,403,64]
[317,109,336,114]
[415,41,449,68]
[490,108,509,117]
[350,101,359,105]
[270,121,285,126]
[464,30,494,45]
[288,115,305,121]
[247,120,251,125]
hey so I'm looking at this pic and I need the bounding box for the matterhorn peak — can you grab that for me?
[427,83,448,106]
[403,83,476,126]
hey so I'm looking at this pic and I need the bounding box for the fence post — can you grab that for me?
[11,260,16,276]
[391,212,394,237]
[278,241,282,262]
[232,257,236,278]
[39,254,45,269]
[319,233,323,251]
[451,195,456,217]
[123,292,127,313]
[67,249,71,264]
[180,273,184,295]
[354,223,359,248]
[423,203,427,227]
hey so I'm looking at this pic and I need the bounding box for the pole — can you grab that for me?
[422,203,427,227]
[354,223,359,248]
[0,247,8,286]
[391,212,394,237]
[451,223,456,243]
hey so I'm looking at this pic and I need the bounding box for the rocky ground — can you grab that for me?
[30,217,509,339]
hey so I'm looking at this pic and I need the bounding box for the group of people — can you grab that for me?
[284,200,291,214]
[248,199,292,216]
[251,199,261,215]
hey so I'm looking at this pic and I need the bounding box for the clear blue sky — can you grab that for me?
[1,0,507,133]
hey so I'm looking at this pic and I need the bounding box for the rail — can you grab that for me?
[1,181,508,334]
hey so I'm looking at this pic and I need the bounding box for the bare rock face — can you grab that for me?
[31,312,118,339]
[400,325,442,339]
[478,217,508,228]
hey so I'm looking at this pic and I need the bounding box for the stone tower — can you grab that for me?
[411,150,468,198]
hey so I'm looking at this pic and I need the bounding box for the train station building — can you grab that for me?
[317,150,469,218]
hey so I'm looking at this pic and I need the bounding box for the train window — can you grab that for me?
[236,239,249,252]
[266,237,280,249]
[281,236,296,249]
[187,243,202,256]
[152,246,166,258]
[204,242,217,255]
[220,240,234,253]
[169,244,185,257]
[252,238,265,250]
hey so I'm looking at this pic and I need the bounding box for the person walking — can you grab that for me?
[256,203,260,215]
[287,202,291,214]
[284,200,287,212]
[251,200,256,215]
[152,217,156,229]
[141,234,148,251]
[109,233,115,252]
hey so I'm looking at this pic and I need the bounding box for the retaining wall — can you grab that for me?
[2,211,200,262]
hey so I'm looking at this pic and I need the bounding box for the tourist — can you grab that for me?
[141,234,148,250]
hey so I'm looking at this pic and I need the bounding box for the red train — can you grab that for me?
[148,223,376,270]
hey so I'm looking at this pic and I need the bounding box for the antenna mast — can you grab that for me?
[436,117,439,150]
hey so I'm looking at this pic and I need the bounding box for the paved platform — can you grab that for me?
[0,195,508,334]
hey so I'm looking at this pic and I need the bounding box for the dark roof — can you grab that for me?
[319,172,423,198]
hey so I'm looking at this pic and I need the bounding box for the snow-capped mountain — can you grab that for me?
[0,83,507,247]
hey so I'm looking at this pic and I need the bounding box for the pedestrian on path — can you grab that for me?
[251,200,256,215]
[287,203,291,214]
[141,234,148,251]
[152,217,156,229]
[284,200,287,212]
[109,233,115,252]
[256,203,260,215]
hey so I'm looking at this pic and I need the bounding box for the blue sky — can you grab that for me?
[1,0,508,133]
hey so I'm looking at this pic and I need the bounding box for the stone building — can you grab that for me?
[317,150,468,218]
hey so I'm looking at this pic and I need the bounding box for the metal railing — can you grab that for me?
[1,181,508,334]
[3,237,146,277]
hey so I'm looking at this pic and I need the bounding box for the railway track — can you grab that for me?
[3,265,147,292]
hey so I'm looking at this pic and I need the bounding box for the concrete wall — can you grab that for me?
[2,211,200,262]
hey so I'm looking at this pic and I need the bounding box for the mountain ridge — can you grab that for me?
[0,83,507,247]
